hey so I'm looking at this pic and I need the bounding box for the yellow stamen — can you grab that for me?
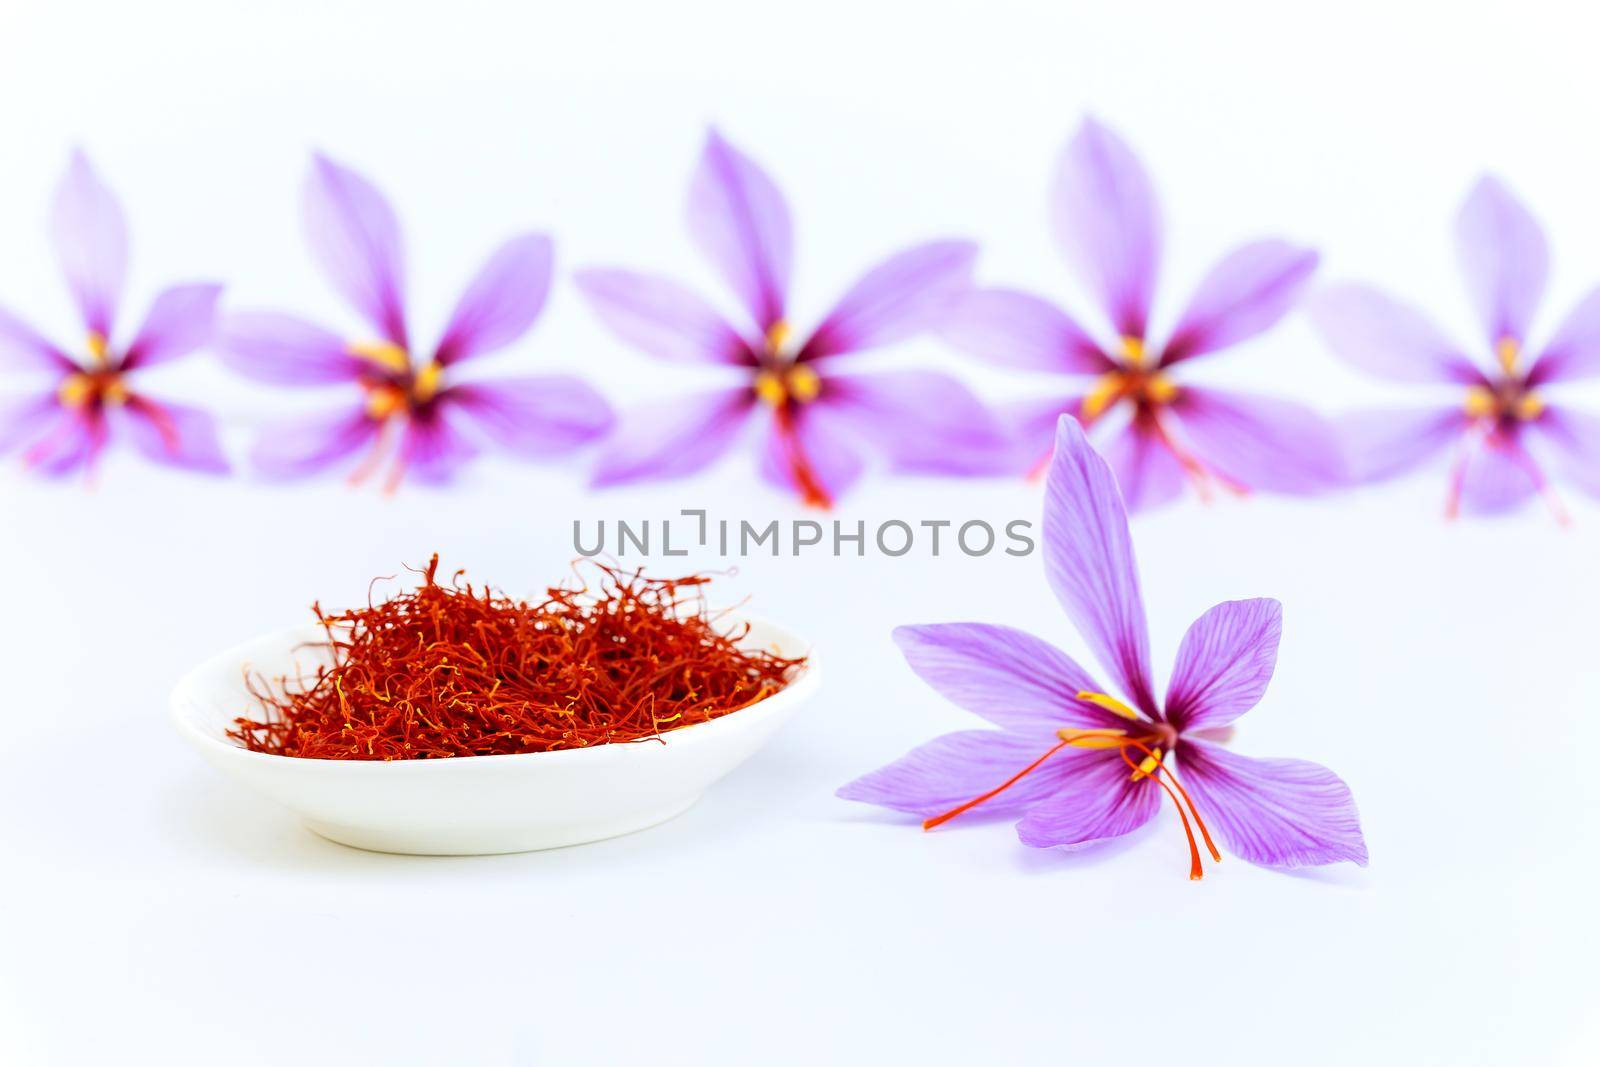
[413,361,444,403]
[348,339,411,374]
[58,373,93,408]
[365,383,405,420]
[787,363,821,403]
[86,331,110,366]
[753,370,787,407]
[1055,726,1130,750]
[1145,374,1179,404]
[1081,372,1126,421]
[1496,335,1521,375]
[1515,392,1545,420]
[1075,690,1141,721]
[1132,747,1164,781]
[1120,334,1146,366]
[102,378,128,406]
[1463,385,1496,419]
[765,320,792,356]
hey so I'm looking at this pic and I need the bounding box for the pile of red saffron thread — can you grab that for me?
[228,555,805,760]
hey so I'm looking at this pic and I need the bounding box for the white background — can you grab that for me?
[2,1,1598,1063]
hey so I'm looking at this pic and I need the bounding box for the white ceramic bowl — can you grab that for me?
[170,616,819,855]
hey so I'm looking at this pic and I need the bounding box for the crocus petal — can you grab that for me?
[1162,241,1319,364]
[1098,418,1187,513]
[0,393,66,454]
[798,240,977,361]
[687,129,791,332]
[1529,286,1600,385]
[302,153,409,347]
[591,388,753,488]
[434,235,553,366]
[758,401,866,505]
[218,312,369,385]
[1455,175,1548,349]
[838,730,1095,820]
[1341,407,1464,484]
[0,305,74,373]
[444,376,614,457]
[1051,118,1161,339]
[1528,406,1600,500]
[52,150,128,339]
[1168,387,1345,494]
[1179,740,1367,868]
[112,396,230,473]
[252,406,381,480]
[120,284,223,370]
[397,407,479,485]
[939,288,1112,374]
[891,623,1110,736]
[572,269,754,365]
[1004,394,1084,475]
[1454,431,1540,515]
[812,370,1012,475]
[1304,284,1483,384]
[1041,415,1156,714]
[20,407,107,478]
[1014,750,1161,849]
[1165,598,1281,733]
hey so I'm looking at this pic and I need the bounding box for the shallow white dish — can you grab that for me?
[170,616,819,855]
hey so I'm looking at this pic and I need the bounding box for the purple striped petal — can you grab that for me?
[113,396,230,473]
[1162,241,1319,364]
[939,288,1112,374]
[798,241,977,361]
[1453,431,1540,515]
[838,730,1094,820]
[591,388,753,488]
[398,407,479,485]
[219,312,368,385]
[1042,415,1156,715]
[303,154,409,347]
[687,130,791,332]
[573,269,754,365]
[434,235,552,366]
[1341,407,1464,483]
[252,406,380,480]
[1305,284,1483,384]
[813,370,1012,475]
[1179,740,1367,868]
[120,284,223,370]
[52,151,128,339]
[892,623,1108,736]
[1529,406,1600,499]
[1051,118,1161,339]
[0,392,65,454]
[1099,419,1187,513]
[1166,598,1281,734]
[0,305,74,373]
[1529,287,1600,385]
[758,401,866,505]
[444,376,613,457]
[1455,176,1548,349]
[1014,749,1161,849]
[1169,388,1345,494]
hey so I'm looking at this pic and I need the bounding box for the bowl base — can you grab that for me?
[301,795,704,856]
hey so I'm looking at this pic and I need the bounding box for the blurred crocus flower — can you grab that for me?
[0,153,227,478]
[220,155,612,490]
[839,416,1366,878]
[942,118,1340,511]
[1308,177,1600,520]
[575,129,1007,507]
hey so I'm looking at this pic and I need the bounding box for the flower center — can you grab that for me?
[921,689,1219,880]
[349,340,445,419]
[57,370,128,411]
[1081,337,1179,423]
[1465,339,1542,425]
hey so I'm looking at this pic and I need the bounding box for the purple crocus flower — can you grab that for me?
[839,415,1366,878]
[219,154,613,490]
[575,129,1007,507]
[1307,176,1600,520]
[0,152,227,478]
[941,118,1342,511]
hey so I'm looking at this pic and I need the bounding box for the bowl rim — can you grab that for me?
[170,612,820,772]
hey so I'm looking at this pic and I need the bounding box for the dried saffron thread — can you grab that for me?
[228,555,806,760]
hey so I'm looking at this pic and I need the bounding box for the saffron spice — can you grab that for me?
[229,556,805,760]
